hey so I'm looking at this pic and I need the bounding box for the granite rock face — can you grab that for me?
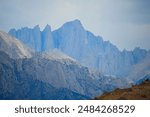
[9,20,148,77]
[0,32,129,99]
[0,31,32,59]
[9,25,54,52]
[1,20,149,99]
[0,51,90,100]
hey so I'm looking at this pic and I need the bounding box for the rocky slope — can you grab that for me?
[1,20,149,100]
[9,25,54,52]
[127,52,150,84]
[1,31,127,99]
[94,79,150,100]
[0,51,90,100]
[0,31,32,59]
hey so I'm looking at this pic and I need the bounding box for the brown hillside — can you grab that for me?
[94,80,150,100]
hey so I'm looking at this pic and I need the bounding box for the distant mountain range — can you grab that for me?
[9,20,149,77]
[0,19,150,99]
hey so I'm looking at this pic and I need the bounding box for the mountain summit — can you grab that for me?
[62,19,83,29]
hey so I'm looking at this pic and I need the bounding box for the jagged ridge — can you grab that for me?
[8,20,148,77]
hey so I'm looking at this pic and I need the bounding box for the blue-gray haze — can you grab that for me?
[0,0,150,50]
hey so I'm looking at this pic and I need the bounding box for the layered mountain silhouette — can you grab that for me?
[9,20,148,77]
[0,50,92,100]
[0,20,150,99]
[0,30,125,99]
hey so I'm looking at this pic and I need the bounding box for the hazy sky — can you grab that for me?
[0,0,150,50]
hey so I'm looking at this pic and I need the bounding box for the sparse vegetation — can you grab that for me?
[94,80,150,100]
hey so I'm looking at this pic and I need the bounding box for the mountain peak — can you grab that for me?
[62,19,83,29]
[71,19,81,24]
[46,24,51,28]
[8,28,16,35]
[34,25,40,30]
[43,24,51,31]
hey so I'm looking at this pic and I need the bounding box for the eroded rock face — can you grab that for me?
[0,51,90,100]
[1,49,130,99]
[1,21,149,100]
[1,31,125,99]
[0,31,32,59]
[9,25,54,52]
[9,20,148,77]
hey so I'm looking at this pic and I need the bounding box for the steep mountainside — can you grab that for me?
[0,51,88,100]
[9,20,148,77]
[0,31,132,99]
[0,33,120,99]
[3,19,150,99]
[0,31,32,59]
[9,25,53,52]
[127,52,150,84]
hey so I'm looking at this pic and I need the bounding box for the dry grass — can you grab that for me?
[94,81,150,100]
